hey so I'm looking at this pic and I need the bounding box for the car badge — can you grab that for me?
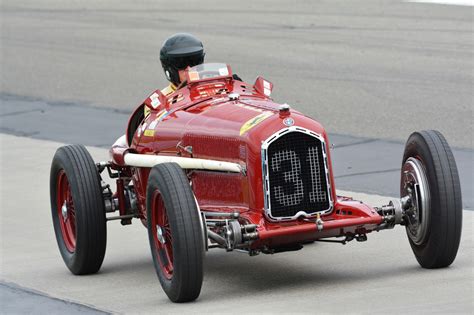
[283,117,294,126]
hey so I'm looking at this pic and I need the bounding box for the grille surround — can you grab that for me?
[261,127,333,221]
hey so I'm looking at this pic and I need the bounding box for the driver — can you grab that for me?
[144,33,205,117]
[160,33,205,92]
[113,33,205,151]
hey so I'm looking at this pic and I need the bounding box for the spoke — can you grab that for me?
[65,222,73,239]
[165,231,172,242]
[152,189,174,277]
[167,246,174,266]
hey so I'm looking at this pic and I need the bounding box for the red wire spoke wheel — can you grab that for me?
[146,163,204,303]
[56,170,76,252]
[50,145,107,275]
[151,189,174,279]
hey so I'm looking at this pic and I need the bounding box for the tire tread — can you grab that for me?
[403,130,462,268]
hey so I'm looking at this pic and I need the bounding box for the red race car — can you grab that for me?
[50,63,462,303]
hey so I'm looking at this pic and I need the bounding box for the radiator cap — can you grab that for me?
[279,104,291,117]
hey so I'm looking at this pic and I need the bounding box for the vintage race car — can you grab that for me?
[50,63,463,303]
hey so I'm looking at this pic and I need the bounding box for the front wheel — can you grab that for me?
[146,163,204,303]
[401,130,462,268]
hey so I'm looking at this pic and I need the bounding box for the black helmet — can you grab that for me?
[160,33,205,85]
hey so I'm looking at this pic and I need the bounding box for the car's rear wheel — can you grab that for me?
[50,145,107,274]
[401,130,462,268]
[146,163,204,303]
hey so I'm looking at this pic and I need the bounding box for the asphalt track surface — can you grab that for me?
[1,0,472,148]
[1,134,472,314]
[0,0,473,314]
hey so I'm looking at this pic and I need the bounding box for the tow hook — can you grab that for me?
[316,213,324,231]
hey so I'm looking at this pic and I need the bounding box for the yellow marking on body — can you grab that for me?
[144,106,151,117]
[156,109,167,121]
[144,130,154,137]
[161,84,177,96]
[239,112,273,136]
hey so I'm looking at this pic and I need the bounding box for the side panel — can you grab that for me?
[190,171,249,209]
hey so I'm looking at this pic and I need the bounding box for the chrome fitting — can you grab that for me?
[375,198,405,229]
[316,213,324,231]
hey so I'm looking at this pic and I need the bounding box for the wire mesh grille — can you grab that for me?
[267,132,330,218]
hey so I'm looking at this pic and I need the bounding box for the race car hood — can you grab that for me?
[157,97,328,163]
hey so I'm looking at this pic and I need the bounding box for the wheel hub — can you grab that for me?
[156,225,166,244]
[61,200,68,221]
[401,157,430,245]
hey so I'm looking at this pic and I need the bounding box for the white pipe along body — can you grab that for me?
[123,153,243,173]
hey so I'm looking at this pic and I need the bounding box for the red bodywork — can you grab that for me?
[111,65,383,250]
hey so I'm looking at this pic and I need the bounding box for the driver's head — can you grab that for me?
[160,33,205,86]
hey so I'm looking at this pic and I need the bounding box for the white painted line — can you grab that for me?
[406,0,474,6]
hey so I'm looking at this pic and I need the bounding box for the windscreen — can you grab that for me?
[187,63,231,82]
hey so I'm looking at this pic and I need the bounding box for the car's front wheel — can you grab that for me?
[401,130,462,268]
[146,163,204,303]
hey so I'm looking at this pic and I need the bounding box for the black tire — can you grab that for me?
[50,145,107,274]
[402,130,462,268]
[146,163,204,303]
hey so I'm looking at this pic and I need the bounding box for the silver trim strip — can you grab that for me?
[124,153,243,173]
[261,126,333,221]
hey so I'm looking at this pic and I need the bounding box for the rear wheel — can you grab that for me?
[50,145,107,274]
[401,130,462,268]
[146,163,204,303]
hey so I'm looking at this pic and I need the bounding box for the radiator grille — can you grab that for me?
[263,129,331,220]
